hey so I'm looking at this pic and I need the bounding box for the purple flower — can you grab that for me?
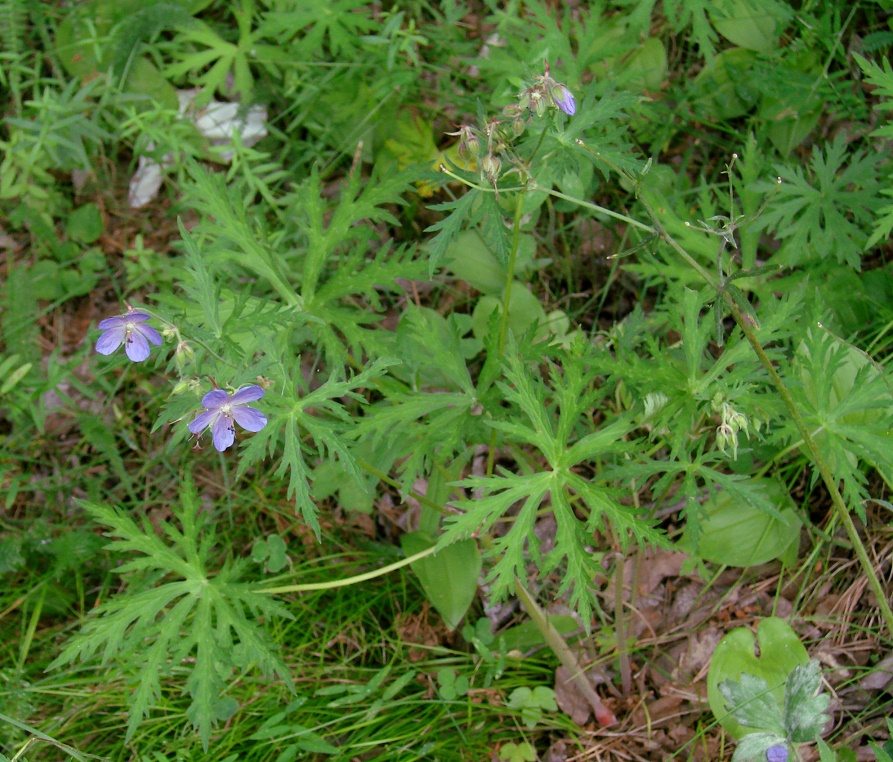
[188,385,268,452]
[95,312,162,362]
[552,84,576,116]
[766,746,788,762]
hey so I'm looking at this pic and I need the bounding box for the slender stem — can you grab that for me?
[486,191,525,478]
[546,188,655,232]
[496,193,525,356]
[513,577,617,727]
[728,299,893,637]
[124,305,237,368]
[437,165,527,193]
[645,212,893,639]
[256,545,438,594]
[357,459,447,514]
[612,551,631,695]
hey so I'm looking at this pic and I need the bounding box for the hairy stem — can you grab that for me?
[646,204,893,640]
[514,577,617,727]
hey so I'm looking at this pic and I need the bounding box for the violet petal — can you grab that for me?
[98,315,129,330]
[230,385,265,405]
[211,413,236,451]
[201,389,229,409]
[95,326,126,355]
[135,323,163,346]
[124,331,151,362]
[231,405,267,432]
[188,409,220,434]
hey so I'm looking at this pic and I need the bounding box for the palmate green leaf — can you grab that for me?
[48,474,294,749]
[719,673,786,734]
[183,165,301,308]
[442,471,554,605]
[308,243,425,364]
[356,394,478,494]
[440,339,660,621]
[179,224,222,336]
[787,329,893,514]
[664,0,720,59]
[279,167,420,363]
[395,305,476,395]
[259,0,375,57]
[732,732,787,762]
[294,168,410,303]
[853,54,893,246]
[425,186,485,275]
[752,134,884,269]
[239,358,400,534]
[853,53,893,134]
[783,660,830,743]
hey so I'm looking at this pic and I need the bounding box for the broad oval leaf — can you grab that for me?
[401,531,481,631]
[680,478,801,567]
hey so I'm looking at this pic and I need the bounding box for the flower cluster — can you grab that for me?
[95,308,268,451]
[517,67,576,118]
[447,62,575,191]
[715,400,751,460]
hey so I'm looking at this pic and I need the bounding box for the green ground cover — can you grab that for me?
[2,1,893,760]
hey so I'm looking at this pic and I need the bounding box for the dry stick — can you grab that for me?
[513,577,617,727]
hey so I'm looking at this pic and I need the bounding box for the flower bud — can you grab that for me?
[551,83,576,116]
[722,402,749,435]
[716,421,739,460]
[512,118,526,137]
[458,130,480,163]
[480,154,501,184]
[532,92,547,117]
[173,340,195,373]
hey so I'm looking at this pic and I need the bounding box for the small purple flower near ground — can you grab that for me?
[188,385,268,452]
[552,84,576,116]
[95,312,162,362]
[766,745,788,762]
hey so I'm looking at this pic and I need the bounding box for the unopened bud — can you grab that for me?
[173,341,195,373]
[551,83,576,116]
[459,131,480,163]
[480,154,501,184]
[532,92,547,117]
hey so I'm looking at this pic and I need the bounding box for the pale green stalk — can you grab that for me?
[257,545,438,594]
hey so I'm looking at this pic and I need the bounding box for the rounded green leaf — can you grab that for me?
[681,479,801,568]
[67,203,104,244]
[692,48,760,120]
[617,37,667,92]
[707,618,809,739]
[471,282,548,343]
